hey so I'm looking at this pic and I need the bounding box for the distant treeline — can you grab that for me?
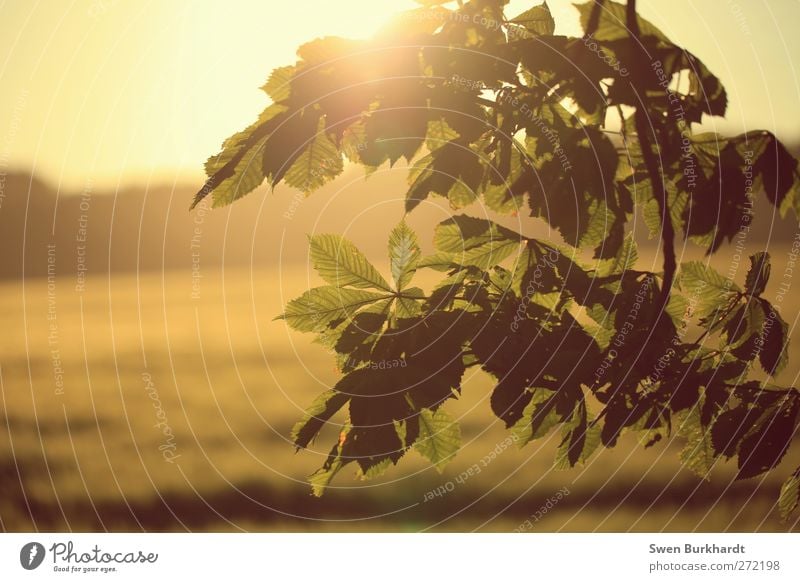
[0,168,798,281]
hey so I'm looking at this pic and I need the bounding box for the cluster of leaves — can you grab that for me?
[279,217,799,506]
[196,0,800,515]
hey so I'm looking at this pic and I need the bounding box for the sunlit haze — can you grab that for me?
[0,0,798,189]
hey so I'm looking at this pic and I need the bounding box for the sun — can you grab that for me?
[162,0,425,185]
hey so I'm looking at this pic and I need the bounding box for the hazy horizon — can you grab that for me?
[1,0,798,191]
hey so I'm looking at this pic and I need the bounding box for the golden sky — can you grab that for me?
[0,0,798,190]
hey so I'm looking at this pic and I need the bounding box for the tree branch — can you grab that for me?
[585,0,606,38]
[626,0,676,313]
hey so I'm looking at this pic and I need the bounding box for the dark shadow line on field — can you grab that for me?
[2,471,796,532]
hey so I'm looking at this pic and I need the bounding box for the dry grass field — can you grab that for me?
[1,251,799,532]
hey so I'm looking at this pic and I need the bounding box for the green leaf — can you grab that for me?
[594,233,637,277]
[203,105,281,178]
[291,389,350,448]
[679,261,739,320]
[483,140,532,215]
[512,391,562,446]
[358,458,393,480]
[327,300,392,372]
[198,104,287,208]
[417,252,459,271]
[431,214,525,270]
[414,407,461,472]
[394,419,407,445]
[736,397,799,479]
[425,271,467,311]
[309,234,392,291]
[724,302,764,353]
[744,252,771,297]
[459,238,520,269]
[208,138,268,207]
[261,65,296,103]
[308,433,350,497]
[711,392,772,460]
[584,304,616,350]
[308,459,344,497]
[756,135,800,211]
[758,300,790,376]
[639,180,684,241]
[688,132,728,162]
[426,118,460,152]
[447,180,478,209]
[639,197,660,241]
[511,2,555,36]
[683,51,728,118]
[279,287,389,332]
[433,216,521,253]
[575,0,669,42]
[779,470,800,519]
[406,151,437,211]
[665,293,690,327]
[284,117,343,193]
[341,121,369,164]
[678,406,715,480]
[388,221,421,291]
[396,287,425,319]
[555,400,601,469]
[579,199,615,250]
[405,140,485,212]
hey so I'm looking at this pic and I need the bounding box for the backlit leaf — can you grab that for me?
[279,287,389,332]
[197,104,287,208]
[414,407,461,472]
[291,389,350,448]
[308,436,349,497]
[779,470,800,520]
[261,65,296,103]
[679,261,739,321]
[389,221,422,291]
[511,2,555,36]
[575,0,669,42]
[310,234,392,291]
[433,216,522,253]
[284,118,344,193]
[744,252,771,298]
[758,300,790,376]
[737,397,799,479]
[426,118,460,152]
[679,406,715,479]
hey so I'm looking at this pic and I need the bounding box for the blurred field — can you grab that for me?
[1,253,799,532]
